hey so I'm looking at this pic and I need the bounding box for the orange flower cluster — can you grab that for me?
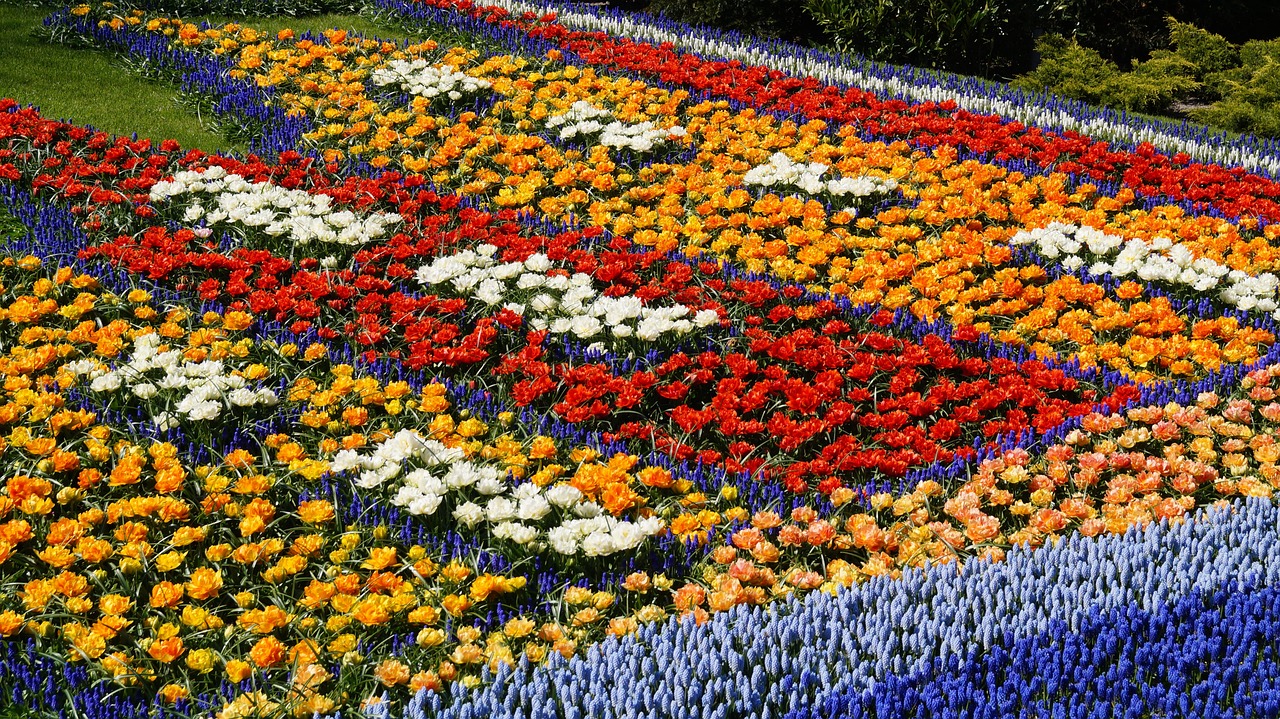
[85,7,1279,381]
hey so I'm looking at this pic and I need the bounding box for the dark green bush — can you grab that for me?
[647,0,1036,75]
[802,0,1027,75]
[644,0,822,44]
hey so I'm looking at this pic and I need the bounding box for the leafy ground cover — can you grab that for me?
[2,2,1280,719]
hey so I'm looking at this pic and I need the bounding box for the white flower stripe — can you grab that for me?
[330,428,665,557]
[415,244,720,345]
[149,166,403,247]
[1011,222,1280,317]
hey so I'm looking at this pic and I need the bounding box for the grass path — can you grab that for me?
[0,5,239,151]
[0,5,430,154]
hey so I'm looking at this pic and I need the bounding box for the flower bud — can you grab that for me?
[56,487,82,505]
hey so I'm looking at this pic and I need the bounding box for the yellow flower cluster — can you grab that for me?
[0,256,785,713]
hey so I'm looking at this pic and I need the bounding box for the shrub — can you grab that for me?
[1168,18,1238,77]
[1239,38,1280,69]
[1033,0,1170,67]
[1012,34,1120,106]
[1039,0,1280,67]
[1188,97,1280,137]
[1012,34,1198,113]
[1191,40,1280,136]
[1014,17,1280,136]
[126,0,363,16]
[640,0,1280,78]
[1110,53,1199,113]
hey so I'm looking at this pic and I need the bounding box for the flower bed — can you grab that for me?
[2,2,1280,718]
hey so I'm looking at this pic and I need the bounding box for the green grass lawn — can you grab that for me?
[0,5,239,152]
[0,5,430,154]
